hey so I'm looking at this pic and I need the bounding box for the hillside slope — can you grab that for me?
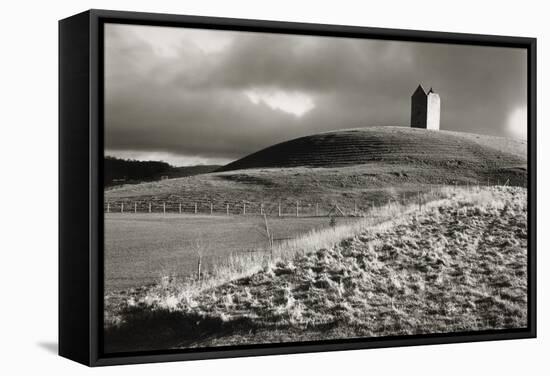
[104,186,527,352]
[217,126,526,171]
[105,127,527,213]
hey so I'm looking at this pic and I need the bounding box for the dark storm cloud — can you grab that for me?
[104,24,527,165]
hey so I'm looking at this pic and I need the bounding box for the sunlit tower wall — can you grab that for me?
[426,89,440,130]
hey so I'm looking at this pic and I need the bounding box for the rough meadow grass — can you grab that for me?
[104,186,527,352]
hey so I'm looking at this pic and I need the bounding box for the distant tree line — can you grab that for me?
[104,156,171,187]
[104,156,222,187]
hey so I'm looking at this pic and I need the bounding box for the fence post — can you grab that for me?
[197,254,202,282]
[226,203,229,215]
[149,202,152,213]
[163,202,166,214]
[296,201,299,217]
[194,203,197,214]
[134,202,137,213]
[179,203,182,214]
[107,203,110,213]
[243,202,246,215]
[260,203,264,215]
[121,202,124,213]
[278,202,281,217]
[210,202,213,215]
[316,203,319,217]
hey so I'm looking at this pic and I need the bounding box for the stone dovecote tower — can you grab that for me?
[411,85,440,130]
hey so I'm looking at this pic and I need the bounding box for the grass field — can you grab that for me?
[105,127,527,215]
[103,127,528,352]
[105,214,358,292]
[104,186,527,352]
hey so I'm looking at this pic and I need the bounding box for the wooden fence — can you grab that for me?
[103,180,504,217]
[104,200,363,217]
[104,182,495,217]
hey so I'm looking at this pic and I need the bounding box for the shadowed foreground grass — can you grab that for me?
[104,186,527,353]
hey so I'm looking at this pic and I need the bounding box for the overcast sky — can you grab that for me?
[105,23,527,167]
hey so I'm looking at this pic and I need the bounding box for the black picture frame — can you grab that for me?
[59,9,537,367]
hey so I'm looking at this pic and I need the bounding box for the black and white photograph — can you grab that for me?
[102,22,529,353]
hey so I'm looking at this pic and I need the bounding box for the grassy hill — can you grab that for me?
[105,127,527,214]
[217,126,526,171]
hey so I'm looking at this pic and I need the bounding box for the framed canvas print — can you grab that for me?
[59,9,537,366]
